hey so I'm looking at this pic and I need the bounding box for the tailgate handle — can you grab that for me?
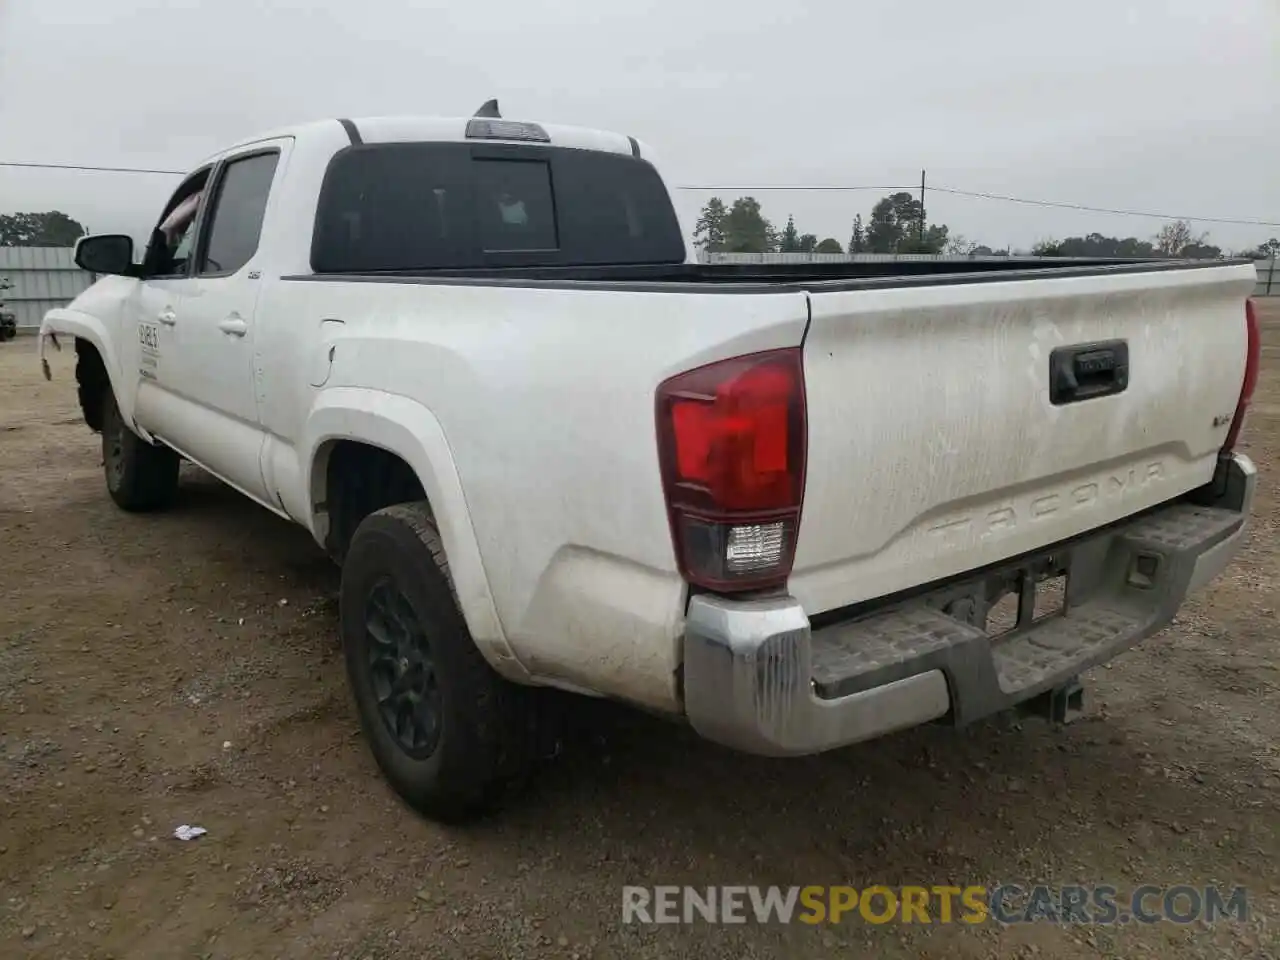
[1049,340,1128,406]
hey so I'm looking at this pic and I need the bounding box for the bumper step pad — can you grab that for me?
[808,503,1243,725]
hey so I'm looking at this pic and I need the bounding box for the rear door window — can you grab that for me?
[198,151,279,276]
[310,144,473,273]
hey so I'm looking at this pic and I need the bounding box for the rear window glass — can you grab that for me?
[473,159,557,252]
[311,142,684,272]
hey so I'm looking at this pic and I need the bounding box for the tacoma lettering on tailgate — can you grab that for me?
[928,461,1166,542]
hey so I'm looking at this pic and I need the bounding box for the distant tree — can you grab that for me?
[865,193,916,253]
[722,197,775,253]
[798,233,818,254]
[0,211,87,247]
[1113,237,1158,257]
[778,215,801,253]
[1179,241,1222,259]
[815,237,844,254]
[865,192,949,254]
[693,198,728,252]
[1239,238,1280,259]
[971,245,996,256]
[848,214,865,254]
[898,224,949,255]
[1034,233,1157,258]
[1153,220,1211,258]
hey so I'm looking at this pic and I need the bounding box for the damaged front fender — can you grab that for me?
[38,324,62,381]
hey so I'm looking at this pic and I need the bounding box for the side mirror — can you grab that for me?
[74,234,136,276]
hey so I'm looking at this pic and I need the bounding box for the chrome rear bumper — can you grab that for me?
[682,454,1255,757]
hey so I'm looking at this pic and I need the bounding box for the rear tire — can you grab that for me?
[101,388,179,511]
[339,503,536,823]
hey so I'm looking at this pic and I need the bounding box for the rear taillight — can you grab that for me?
[1223,298,1261,454]
[655,348,806,592]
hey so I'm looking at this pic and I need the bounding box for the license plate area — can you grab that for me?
[926,554,1070,638]
[982,564,1069,638]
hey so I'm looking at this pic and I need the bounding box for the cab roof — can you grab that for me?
[201,114,644,168]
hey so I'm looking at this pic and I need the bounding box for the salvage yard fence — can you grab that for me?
[1,247,96,331]
[1,247,1277,332]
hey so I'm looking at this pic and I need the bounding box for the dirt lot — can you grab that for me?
[3,304,1280,960]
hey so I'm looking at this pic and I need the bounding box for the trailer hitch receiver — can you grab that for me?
[1020,676,1086,725]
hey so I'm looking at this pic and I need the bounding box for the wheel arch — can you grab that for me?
[304,388,525,679]
[40,308,130,432]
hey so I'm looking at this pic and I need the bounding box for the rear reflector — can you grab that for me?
[1223,298,1260,454]
[656,348,806,592]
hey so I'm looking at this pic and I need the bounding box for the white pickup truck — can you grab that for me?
[41,106,1261,822]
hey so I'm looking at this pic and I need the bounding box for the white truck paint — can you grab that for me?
[39,110,1260,818]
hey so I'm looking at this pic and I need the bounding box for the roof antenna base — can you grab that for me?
[473,99,501,119]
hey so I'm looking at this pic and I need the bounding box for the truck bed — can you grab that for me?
[285,257,1247,291]
[277,255,1257,627]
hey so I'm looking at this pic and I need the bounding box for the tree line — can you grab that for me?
[1034,230,1279,260]
[3,204,1277,262]
[693,193,1279,261]
[694,192,955,256]
[0,211,87,247]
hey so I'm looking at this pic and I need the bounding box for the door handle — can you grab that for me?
[157,308,177,326]
[218,316,248,337]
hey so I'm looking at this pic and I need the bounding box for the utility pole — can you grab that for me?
[919,169,926,246]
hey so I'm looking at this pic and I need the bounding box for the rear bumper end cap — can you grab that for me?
[682,595,950,757]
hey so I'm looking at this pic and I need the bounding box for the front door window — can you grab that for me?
[158,190,203,274]
[145,171,209,278]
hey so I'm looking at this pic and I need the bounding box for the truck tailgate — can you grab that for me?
[789,262,1257,616]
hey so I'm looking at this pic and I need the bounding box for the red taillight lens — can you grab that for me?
[656,348,806,592]
[1223,298,1261,454]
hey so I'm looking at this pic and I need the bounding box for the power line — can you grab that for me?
[928,185,1280,228]
[678,184,915,193]
[675,182,1280,228]
[0,160,186,175]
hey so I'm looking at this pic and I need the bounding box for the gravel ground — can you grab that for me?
[2,304,1279,959]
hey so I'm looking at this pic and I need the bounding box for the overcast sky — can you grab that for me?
[1,0,1277,253]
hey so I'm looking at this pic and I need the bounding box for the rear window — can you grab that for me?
[472,158,557,252]
[311,142,684,272]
